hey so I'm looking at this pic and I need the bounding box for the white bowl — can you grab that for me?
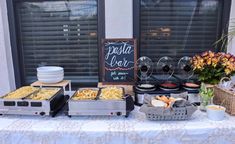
[38,77,64,84]
[37,76,64,81]
[37,71,64,75]
[37,73,64,78]
[206,105,226,121]
[37,66,64,74]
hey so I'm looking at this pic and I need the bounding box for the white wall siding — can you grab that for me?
[105,0,133,38]
[0,0,15,95]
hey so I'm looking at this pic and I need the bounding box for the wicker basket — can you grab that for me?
[139,94,197,121]
[139,105,197,121]
[213,85,235,115]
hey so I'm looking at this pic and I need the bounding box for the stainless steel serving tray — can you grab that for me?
[0,87,65,117]
[67,87,128,117]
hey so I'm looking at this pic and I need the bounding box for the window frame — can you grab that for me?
[7,0,105,88]
[133,0,232,57]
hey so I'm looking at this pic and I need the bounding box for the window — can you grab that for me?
[9,0,101,86]
[136,0,231,68]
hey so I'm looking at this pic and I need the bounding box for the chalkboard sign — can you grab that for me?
[102,39,137,84]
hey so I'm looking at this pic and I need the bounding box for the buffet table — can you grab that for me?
[0,107,235,144]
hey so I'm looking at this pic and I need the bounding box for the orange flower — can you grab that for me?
[222,57,229,64]
[229,57,235,62]
[192,55,205,70]
[208,51,215,58]
[225,68,231,75]
[207,58,212,65]
[225,53,232,59]
[212,57,219,67]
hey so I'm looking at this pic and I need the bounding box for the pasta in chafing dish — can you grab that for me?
[100,87,123,100]
[72,89,98,100]
[3,86,39,99]
[27,88,60,100]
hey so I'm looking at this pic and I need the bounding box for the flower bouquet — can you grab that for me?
[192,51,235,84]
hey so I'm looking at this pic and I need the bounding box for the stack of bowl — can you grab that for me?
[37,66,64,83]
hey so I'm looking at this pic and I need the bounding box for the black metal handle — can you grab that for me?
[125,94,135,112]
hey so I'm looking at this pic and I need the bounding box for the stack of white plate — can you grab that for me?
[37,66,64,83]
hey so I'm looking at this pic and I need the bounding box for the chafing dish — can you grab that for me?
[0,87,67,117]
[66,87,134,117]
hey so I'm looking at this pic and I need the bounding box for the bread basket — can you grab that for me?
[139,95,197,121]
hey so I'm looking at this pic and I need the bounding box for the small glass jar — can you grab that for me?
[200,96,213,111]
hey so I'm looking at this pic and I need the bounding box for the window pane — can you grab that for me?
[15,0,98,85]
[140,0,222,72]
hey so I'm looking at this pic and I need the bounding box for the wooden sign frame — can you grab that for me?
[101,38,137,85]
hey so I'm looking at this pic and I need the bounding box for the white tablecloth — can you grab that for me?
[0,107,235,144]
